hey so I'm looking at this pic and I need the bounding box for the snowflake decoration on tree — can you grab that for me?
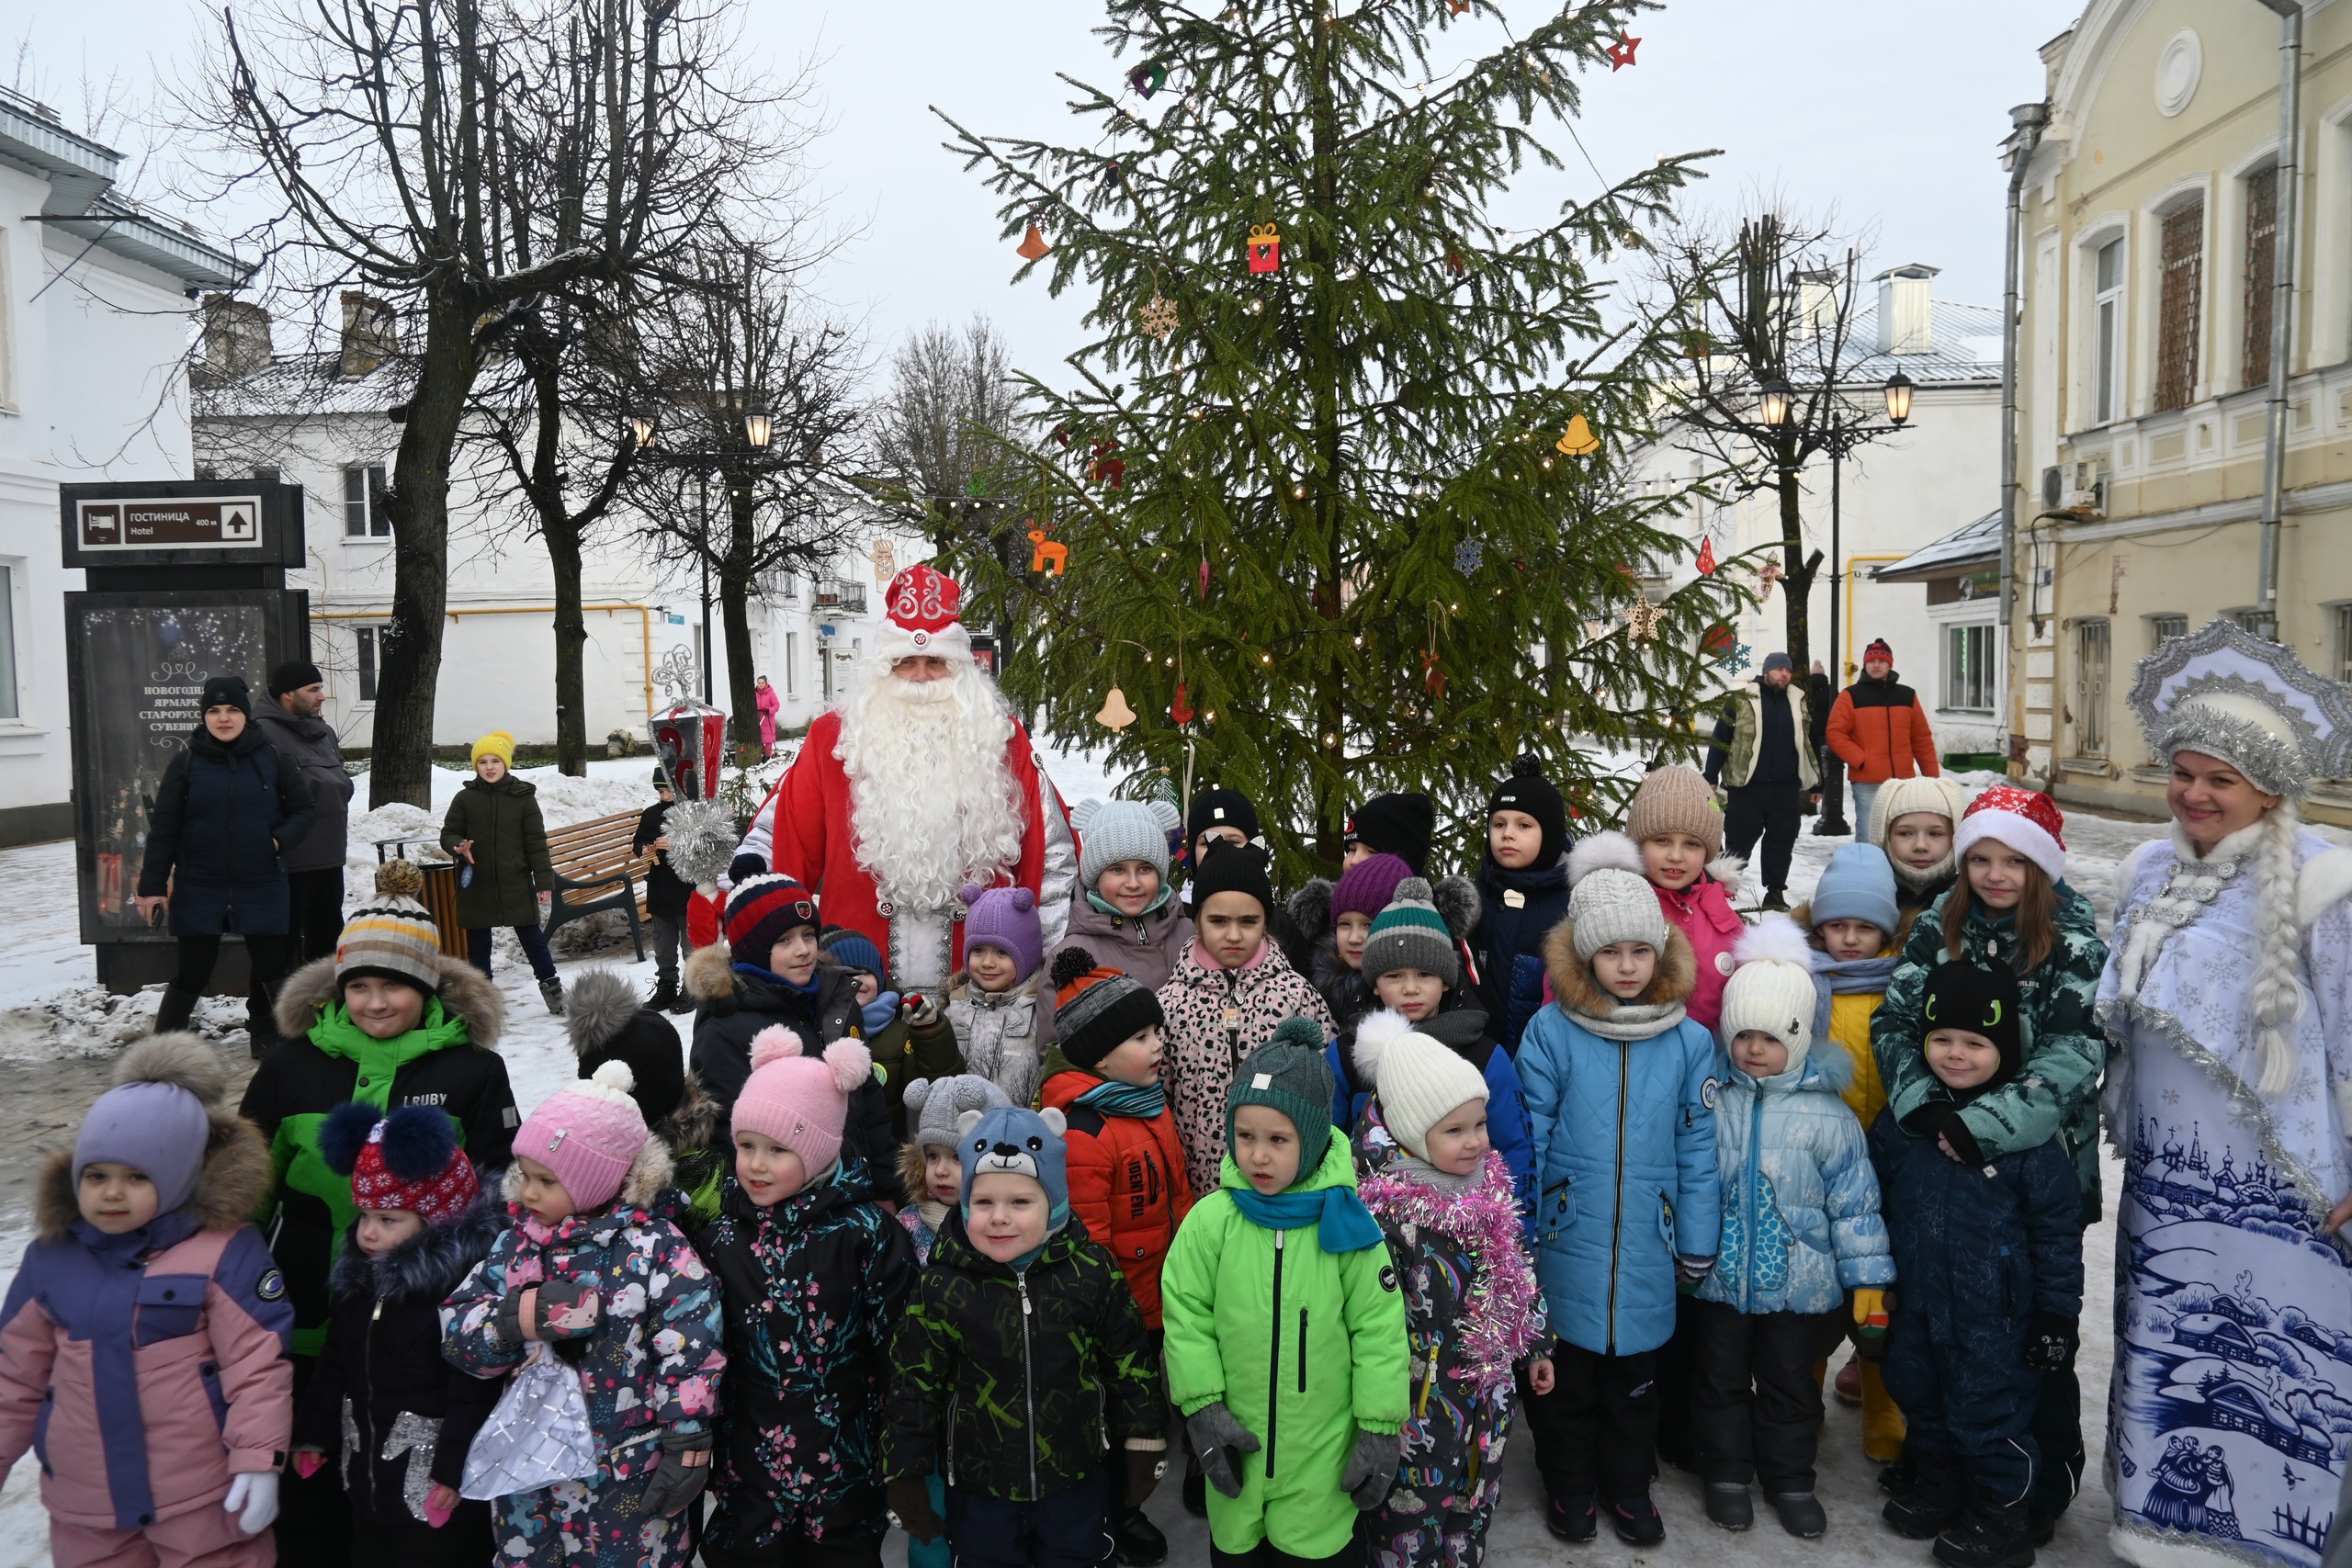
[1453,538,1484,574]
[1718,640,1753,674]
[1138,294,1179,340]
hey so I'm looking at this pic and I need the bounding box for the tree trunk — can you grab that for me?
[720,483,762,761]
[527,361,591,778]
[1305,4,1346,872]
[1775,457,1815,679]
[368,290,477,808]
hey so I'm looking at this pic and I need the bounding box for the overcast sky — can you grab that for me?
[14,0,2070,389]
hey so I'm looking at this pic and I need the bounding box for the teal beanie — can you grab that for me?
[1226,1018,1337,1180]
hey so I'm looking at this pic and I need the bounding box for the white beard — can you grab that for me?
[834,660,1027,913]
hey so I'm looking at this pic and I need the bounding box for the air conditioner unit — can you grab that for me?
[2064,483,2105,519]
[2041,467,2064,511]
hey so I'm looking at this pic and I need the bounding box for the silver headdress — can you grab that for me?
[2125,618,2352,798]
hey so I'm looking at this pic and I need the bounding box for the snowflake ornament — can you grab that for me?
[1718,640,1753,674]
[1139,295,1179,340]
[1454,538,1484,574]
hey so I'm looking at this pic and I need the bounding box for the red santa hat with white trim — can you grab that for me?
[877,562,973,665]
[1953,784,2067,885]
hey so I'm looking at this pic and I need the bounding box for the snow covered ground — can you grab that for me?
[0,744,2249,1565]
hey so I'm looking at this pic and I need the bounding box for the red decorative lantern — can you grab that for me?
[650,697,728,802]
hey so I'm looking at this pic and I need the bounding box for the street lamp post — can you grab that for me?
[1808,371,1917,836]
[628,399,775,713]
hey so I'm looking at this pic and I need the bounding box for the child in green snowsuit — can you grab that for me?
[1161,1018,1411,1564]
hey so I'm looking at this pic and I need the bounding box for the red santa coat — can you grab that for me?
[735,709,1077,987]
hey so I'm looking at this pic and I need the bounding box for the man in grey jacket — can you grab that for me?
[253,660,355,964]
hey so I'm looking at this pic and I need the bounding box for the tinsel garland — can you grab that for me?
[1358,1151,1545,1393]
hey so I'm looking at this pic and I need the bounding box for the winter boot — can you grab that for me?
[153,984,200,1035]
[1934,1490,2036,1568]
[1884,1450,1969,1540]
[1881,1450,1919,1496]
[1771,1493,1828,1539]
[1835,1359,1864,1405]
[1546,1494,1598,1543]
[538,976,566,1016]
[1609,1493,1665,1546]
[647,973,680,1013]
[1760,886,1791,911]
[1113,1507,1168,1566]
[1704,1483,1754,1530]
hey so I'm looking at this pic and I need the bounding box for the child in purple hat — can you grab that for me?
[946,883,1051,1105]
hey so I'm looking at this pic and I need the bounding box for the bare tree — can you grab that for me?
[628,242,868,756]
[194,0,769,805]
[1654,213,1910,678]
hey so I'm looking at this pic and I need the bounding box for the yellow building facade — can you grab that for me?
[2013,1,2352,823]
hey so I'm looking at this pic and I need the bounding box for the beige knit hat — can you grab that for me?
[1624,765,1721,857]
[1865,774,1971,848]
[1351,1009,1488,1160]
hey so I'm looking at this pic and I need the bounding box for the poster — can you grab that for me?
[74,603,272,932]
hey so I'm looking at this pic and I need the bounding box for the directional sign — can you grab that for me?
[76,497,264,551]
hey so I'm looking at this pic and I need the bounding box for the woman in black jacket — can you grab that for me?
[135,673,316,1054]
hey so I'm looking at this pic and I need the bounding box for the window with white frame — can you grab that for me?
[1944,624,1995,712]
[355,626,379,701]
[2094,237,2126,425]
[0,562,18,720]
[343,465,389,537]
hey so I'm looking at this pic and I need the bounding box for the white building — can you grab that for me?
[0,85,244,845]
[193,299,918,755]
[1634,265,2007,760]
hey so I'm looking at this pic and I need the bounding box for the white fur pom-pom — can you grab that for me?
[1351,1008,1415,1086]
[750,1024,804,1071]
[1566,830,1645,887]
[823,1039,874,1094]
[1734,914,1815,968]
[589,1058,637,1096]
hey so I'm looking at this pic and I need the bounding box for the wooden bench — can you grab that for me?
[545,810,654,960]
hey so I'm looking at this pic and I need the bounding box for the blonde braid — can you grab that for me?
[2251,802,2306,1097]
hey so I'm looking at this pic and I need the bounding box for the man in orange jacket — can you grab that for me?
[1825,638,1940,838]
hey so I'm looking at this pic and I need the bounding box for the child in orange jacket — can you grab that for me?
[1035,948,1193,1562]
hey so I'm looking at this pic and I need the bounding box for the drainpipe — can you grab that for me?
[1997,101,2050,636]
[2253,0,2303,636]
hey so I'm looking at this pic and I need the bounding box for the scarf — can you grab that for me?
[1085,883,1175,919]
[916,1197,951,1234]
[1385,1153,1475,1195]
[1228,1183,1385,1252]
[308,996,472,1111]
[861,989,902,1032]
[1073,1077,1167,1118]
[736,962,823,1001]
[1562,998,1690,1042]
[1808,952,1902,1047]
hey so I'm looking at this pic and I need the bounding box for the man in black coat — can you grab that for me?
[253,660,355,966]
[1702,652,1817,909]
[632,768,695,1013]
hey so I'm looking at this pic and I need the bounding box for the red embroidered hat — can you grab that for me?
[319,1102,481,1224]
[1955,784,2067,884]
[878,563,973,664]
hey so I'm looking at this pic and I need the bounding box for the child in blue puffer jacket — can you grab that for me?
[1516,857,1718,1547]
[1690,918,1894,1540]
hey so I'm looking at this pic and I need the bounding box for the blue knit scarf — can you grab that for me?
[1073,1077,1167,1118]
[1228,1184,1385,1252]
[1808,952,1903,1049]
[736,961,823,1002]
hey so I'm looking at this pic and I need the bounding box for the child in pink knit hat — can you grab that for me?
[686,1026,921,1561]
[441,1061,727,1568]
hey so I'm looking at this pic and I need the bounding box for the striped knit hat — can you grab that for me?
[726,874,820,962]
[1360,878,1459,987]
[1048,947,1164,1071]
[336,873,444,996]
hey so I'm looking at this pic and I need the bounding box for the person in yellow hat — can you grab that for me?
[438,731,564,1013]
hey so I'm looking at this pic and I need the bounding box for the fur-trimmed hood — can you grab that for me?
[684,938,740,1004]
[274,950,505,1049]
[330,1179,508,1303]
[37,1035,274,1242]
[656,1072,723,1157]
[1544,914,1698,1018]
[501,1133,675,1215]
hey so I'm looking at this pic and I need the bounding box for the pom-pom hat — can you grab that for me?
[318,1101,479,1223]
[1226,1019,1337,1178]
[1049,948,1163,1071]
[1954,785,2067,886]
[906,1074,1012,1150]
[1352,1010,1487,1160]
[1717,917,1821,1070]
[334,871,444,995]
[469,730,515,769]
[732,1026,873,1177]
[513,1061,653,1213]
[1360,878,1460,986]
[726,874,820,963]
[877,563,973,665]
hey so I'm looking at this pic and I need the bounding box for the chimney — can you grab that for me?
[1792,268,1841,338]
[200,295,272,378]
[1875,264,1939,355]
[340,291,397,378]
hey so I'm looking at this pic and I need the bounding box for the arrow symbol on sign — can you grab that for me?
[221,505,254,539]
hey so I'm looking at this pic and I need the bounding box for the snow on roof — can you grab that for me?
[1838,297,2004,386]
[194,352,413,421]
[1872,509,2002,583]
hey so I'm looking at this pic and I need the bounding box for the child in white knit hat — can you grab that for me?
[1515,859,1721,1545]
[1352,1014,1551,1568]
[1688,917,1894,1540]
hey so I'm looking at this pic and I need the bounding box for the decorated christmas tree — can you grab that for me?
[939,0,1741,875]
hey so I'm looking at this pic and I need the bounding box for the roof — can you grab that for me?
[0,85,246,289]
[1836,297,2003,386]
[1871,509,2002,582]
[194,353,413,421]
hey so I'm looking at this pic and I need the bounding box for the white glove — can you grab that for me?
[224,1471,280,1535]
